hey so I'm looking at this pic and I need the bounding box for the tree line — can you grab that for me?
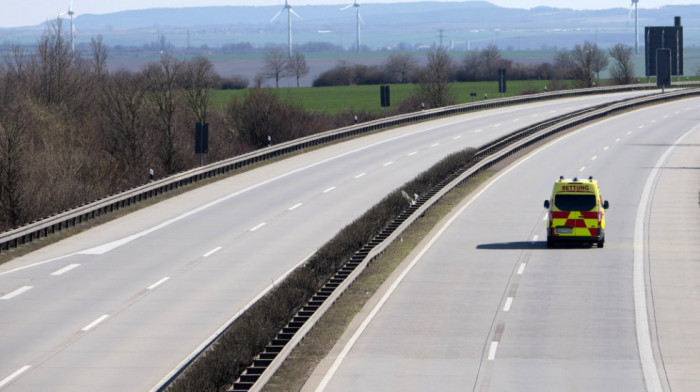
[312,42,637,89]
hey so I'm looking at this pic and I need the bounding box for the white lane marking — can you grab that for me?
[154,250,318,392]
[627,131,633,135]
[289,203,303,211]
[383,161,393,167]
[591,155,598,161]
[1,286,33,300]
[474,129,483,133]
[487,341,499,360]
[323,186,336,193]
[313,119,629,390]
[531,235,539,242]
[0,286,34,300]
[354,172,366,179]
[579,166,586,172]
[0,365,31,389]
[615,138,621,142]
[453,135,462,140]
[517,263,526,275]
[603,146,610,151]
[0,116,487,269]
[250,222,266,232]
[632,125,698,392]
[407,151,418,156]
[662,115,668,119]
[494,123,502,127]
[503,297,514,312]
[651,119,657,123]
[203,247,222,258]
[51,264,80,276]
[147,277,170,290]
[639,125,645,129]
[542,212,548,221]
[431,143,440,147]
[513,118,520,122]
[82,315,109,331]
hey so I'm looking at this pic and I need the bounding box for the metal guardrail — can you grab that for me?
[228,86,700,392]
[0,82,694,254]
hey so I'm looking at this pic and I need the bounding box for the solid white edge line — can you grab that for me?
[487,341,499,360]
[0,286,33,300]
[503,297,514,312]
[313,127,588,391]
[289,203,303,211]
[0,365,31,389]
[147,277,171,290]
[50,263,80,276]
[632,125,697,392]
[203,247,222,258]
[250,222,267,232]
[149,249,318,392]
[82,315,109,331]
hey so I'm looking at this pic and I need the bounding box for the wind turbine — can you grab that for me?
[58,0,76,54]
[341,0,363,52]
[628,0,639,54]
[270,0,302,57]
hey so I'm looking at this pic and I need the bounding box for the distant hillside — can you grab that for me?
[2,2,698,51]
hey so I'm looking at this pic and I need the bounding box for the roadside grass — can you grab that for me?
[261,170,493,392]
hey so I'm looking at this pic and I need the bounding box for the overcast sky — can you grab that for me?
[1,0,694,28]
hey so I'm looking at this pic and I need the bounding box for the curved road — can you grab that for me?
[0,91,663,391]
[304,97,700,391]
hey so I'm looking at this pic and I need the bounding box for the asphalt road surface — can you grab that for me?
[0,91,663,391]
[305,97,700,392]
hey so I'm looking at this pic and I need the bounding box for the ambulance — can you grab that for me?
[543,176,609,248]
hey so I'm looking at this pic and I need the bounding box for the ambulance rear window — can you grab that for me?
[554,194,597,211]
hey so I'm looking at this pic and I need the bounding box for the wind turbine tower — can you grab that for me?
[631,0,639,54]
[59,0,76,54]
[341,0,363,52]
[271,0,302,57]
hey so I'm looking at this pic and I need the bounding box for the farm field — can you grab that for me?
[211,80,564,115]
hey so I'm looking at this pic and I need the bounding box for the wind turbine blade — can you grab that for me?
[270,7,284,22]
[627,5,633,28]
[341,4,353,11]
[290,8,302,19]
[69,0,74,12]
[358,11,364,24]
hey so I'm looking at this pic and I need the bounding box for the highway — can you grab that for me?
[304,97,700,391]
[0,91,664,391]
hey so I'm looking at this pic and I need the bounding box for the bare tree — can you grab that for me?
[100,71,149,179]
[417,47,455,108]
[91,35,108,85]
[384,52,418,83]
[143,55,185,173]
[480,44,502,80]
[263,47,288,88]
[609,43,635,85]
[286,52,309,87]
[569,41,597,88]
[0,70,32,226]
[180,56,216,123]
[591,45,609,82]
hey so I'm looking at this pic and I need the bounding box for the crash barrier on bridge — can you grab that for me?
[224,87,700,391]
[0,82,697,255]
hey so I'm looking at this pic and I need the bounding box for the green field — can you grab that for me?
[211,80,563,115]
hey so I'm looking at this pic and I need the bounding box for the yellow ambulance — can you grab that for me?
[543,176,609,248]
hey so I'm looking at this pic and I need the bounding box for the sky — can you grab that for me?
[1,0,695,28]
